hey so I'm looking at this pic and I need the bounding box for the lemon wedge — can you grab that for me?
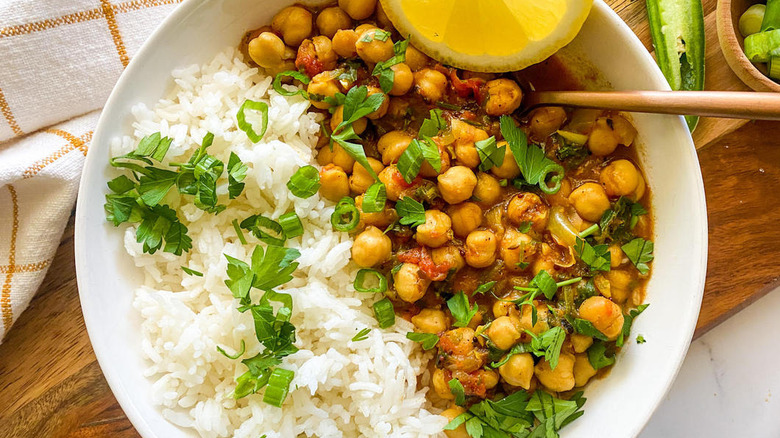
[380,0,593,72]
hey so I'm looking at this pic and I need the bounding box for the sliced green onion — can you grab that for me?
[237,99,269,143]
[216,339,245,359]
[436,101,461,111]
[232,218,247,245]
[331,197,360,232]
[578,224,600,239]
[262,368,295,407]
[354,269,388,293]
[279,211,304,239]
[770,56,780,80]
[362,183,387,213]
[241,215,286,245]
[537,162,565,195]
[373,297,396,329]
[272,71,311,97]
[740,4,766,37]
[287,165,321,198]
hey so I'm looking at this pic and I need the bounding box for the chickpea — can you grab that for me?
[309,35,339,71]
[431,245,465,272]
[448,202,483,237]
[377,130,413,165]
[378,166,404,201]
[405,45,430,71]
[498,353,534,389]
[332,29,359,58]
[271,6,312,47]
[356,28,394,63]
[534,353,576,392]
[600,159,643,198]
[569,182,610,222]
[484,79,523,116]
[351,226,392,267]
[355,23,376,33]
[480,369,500,389]
[571,334,594,353]
[389,63,415,96]
[319,164,350,201]
[492,292,520,318]
[574,354,598,387]
[465,230,497,268]
[438,166,478,204]
[486,316,521,350]
[350,158,384,194]
[387,97,410,118]
[330,105,367,134]
[441,406,469,438]
[414,68,448,102]
[365,86,389,119]
[633,174,646,201]
[394,263,431,302]
[317,143,355,172]
[506,193,549,231]
[316,7,352,39]
[529,107,567,139]
[248,32,286,69]
[500,228,535,273]
[588,117,620,156]
[416,210,452,248]
[432,368,454,399]
[308,72,341,110]
[451,120,489,168]
[356,195,396,228]
[607,269,634,304]
[579,296,624,340]
[473,172,502,205]
[338,0,377,20]
[490,141,521,179]
[440,327,477,356]
[411,309,449,334]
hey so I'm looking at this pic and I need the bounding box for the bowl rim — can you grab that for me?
[74,1,708,437]
[717,0,780,92]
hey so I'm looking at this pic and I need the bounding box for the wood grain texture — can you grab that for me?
[1,1,778,437]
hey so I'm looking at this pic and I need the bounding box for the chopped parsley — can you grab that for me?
[395,196,426,227]
[500,115,565,194]
[372,39,409,93]
[406,332,440,350]
[447,291,479,327]
[617,304,649,347]
[636,334,646,344]
[330,86,386,180]
[475,136,505,171]
[574,237,611,272]
[587,340,615,370]
[622,237,654,275]
[448,378,467,406]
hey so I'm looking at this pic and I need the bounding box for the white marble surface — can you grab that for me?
[640,286,780,437]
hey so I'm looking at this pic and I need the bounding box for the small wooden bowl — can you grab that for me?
[717,0,780,92]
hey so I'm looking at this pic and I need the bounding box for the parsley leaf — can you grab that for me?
[526,390,586,435]
[397,138,441,182]
[395,196,426,227]
[527,326,566,370]
[135,204,192,255]
[490,343,532,367]
[473,281,496,295]
[107,175,135,194]
[227,152,248,199]
[500,115,564,194]
[531,270,558,300]
[418,109,446,138]
[406,332,439,350]
[598,196,647,244]
[330,86,385,180]
[475,136,505,172]
[574,237,611,272]
[617,303,649,347]
[181,266,203,277]
[372,39,409,93]
[448,378,467,406]
[571,318,609,341]
[587,340,615,370]
[621,237,654,275]
[447,291,479,327]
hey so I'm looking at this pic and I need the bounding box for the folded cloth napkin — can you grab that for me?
[0,0,182,340]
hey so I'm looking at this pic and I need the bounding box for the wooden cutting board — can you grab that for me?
[2,1,780,437]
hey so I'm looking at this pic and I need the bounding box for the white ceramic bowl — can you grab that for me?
[74,1,708,437]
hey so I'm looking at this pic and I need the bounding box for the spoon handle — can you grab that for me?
[527,91,780,120]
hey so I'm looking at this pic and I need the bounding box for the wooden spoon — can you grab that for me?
[521,90,780,120]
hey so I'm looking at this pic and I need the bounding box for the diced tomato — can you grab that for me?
[457,371,488,398]
[397,246,449,281]
[295,42,324,77]
[391,168,421,189]
[449,70,485,104]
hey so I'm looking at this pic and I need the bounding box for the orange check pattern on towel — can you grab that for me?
[0,0,183,340]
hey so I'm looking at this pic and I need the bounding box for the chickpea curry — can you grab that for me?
[243,1,654,435]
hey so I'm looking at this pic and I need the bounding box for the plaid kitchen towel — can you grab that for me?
[0,0,183,340]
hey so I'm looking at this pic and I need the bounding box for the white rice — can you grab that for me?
[114,47,448,437]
